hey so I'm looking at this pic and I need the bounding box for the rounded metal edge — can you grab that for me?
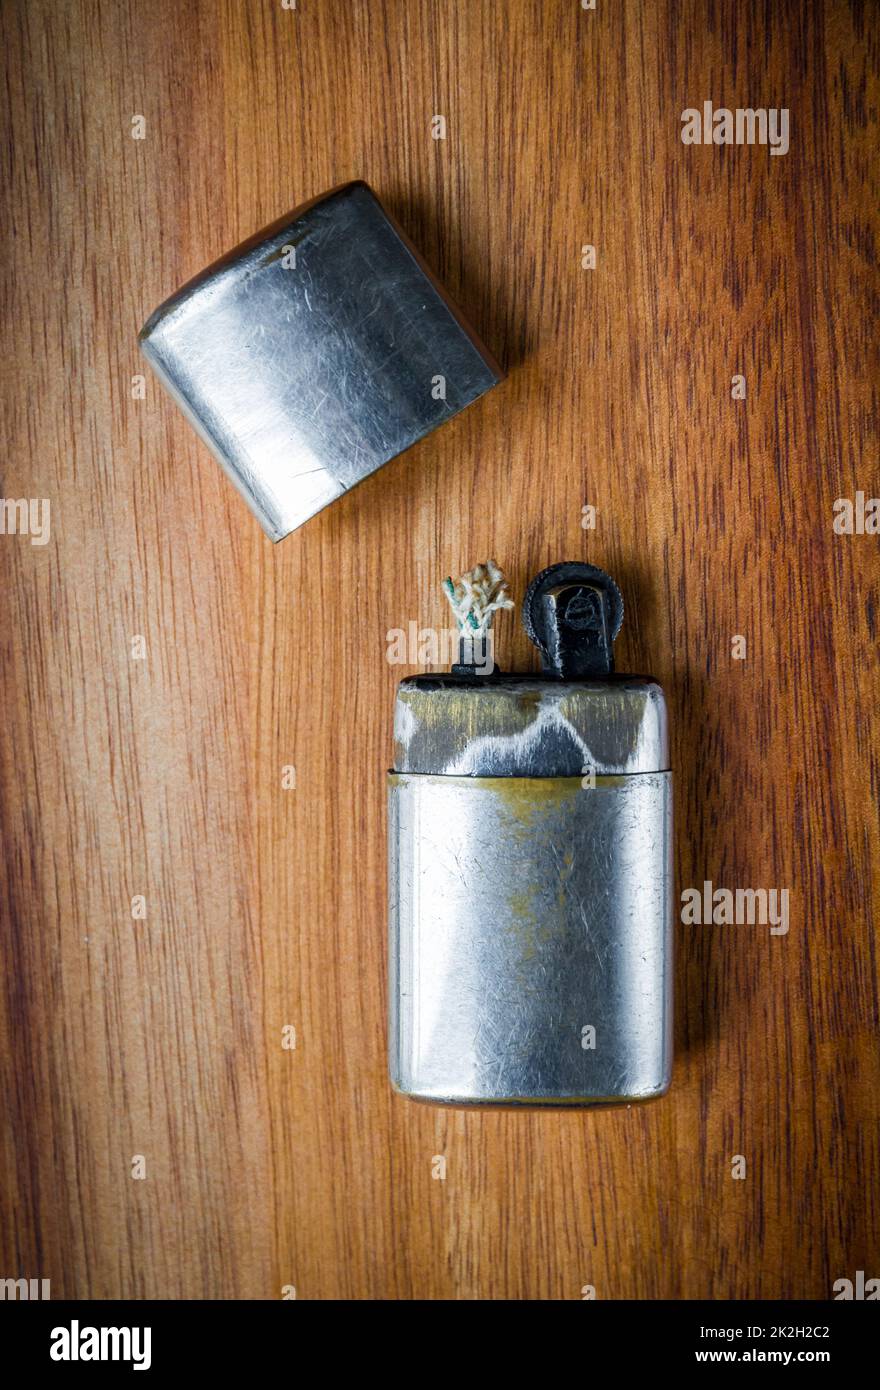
[391,1087,672,1110]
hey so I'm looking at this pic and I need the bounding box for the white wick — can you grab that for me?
[442,560,515,637]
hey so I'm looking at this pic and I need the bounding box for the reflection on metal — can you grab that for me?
[393,675,668,777]
[388,560,673,1108]
[140,182,503,541]
[388,773,672,1106]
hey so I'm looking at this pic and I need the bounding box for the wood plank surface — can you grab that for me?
[1,0,877,1300]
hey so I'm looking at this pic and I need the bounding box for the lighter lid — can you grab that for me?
[139,181,503,541]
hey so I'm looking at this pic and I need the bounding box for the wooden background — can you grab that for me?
[1,0,877,1300]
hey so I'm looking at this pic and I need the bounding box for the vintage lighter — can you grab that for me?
[388,561,673,1106]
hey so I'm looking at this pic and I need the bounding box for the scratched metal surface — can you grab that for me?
[393,674,669,776]
[389,772,673,1103]
[139,181,503,540]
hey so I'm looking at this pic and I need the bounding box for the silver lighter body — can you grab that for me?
[388,565,673,1107]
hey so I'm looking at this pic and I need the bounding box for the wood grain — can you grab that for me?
[1,0,877,1300]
